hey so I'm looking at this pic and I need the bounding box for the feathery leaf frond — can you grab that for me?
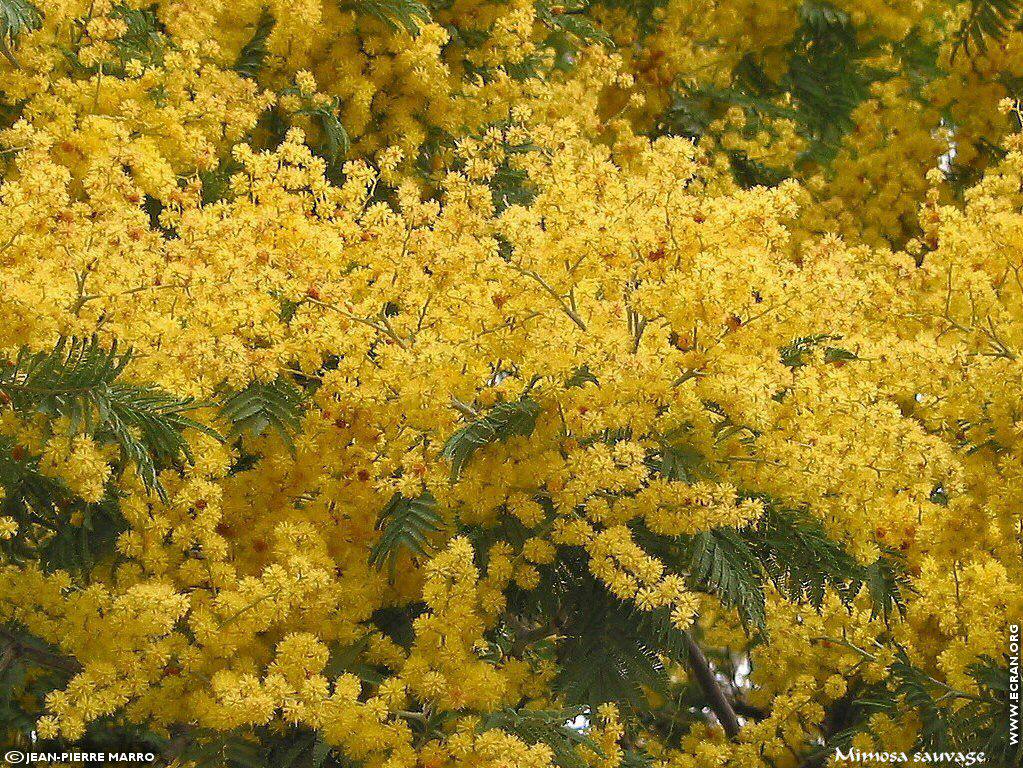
[442,396,541,479]
[217,377,305,448]
[369,491,443,576]
[0,337,216,498]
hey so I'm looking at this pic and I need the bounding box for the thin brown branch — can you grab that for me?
[0,628,82,674]
[683,631,741,739]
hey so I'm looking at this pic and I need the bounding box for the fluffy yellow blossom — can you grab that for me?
[0,0,1018,765]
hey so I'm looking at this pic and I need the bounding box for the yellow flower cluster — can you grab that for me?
[0,1,1019,765]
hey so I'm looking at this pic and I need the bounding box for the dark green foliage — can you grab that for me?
[824,346,858,364]
[557,595,670,710]
[39,717,166,761]
[0,0,41,66]
[487,132,541,210]
[653,0,891,183]
[749,507,909,621]
[67,1,165,78]
[959,655,1023,764]
[97,382,211,497]
[217,376,305,448]
[441,396,541,479]
[657,65,797,187]
[894,29,942,99]
[859,553,911,621]
[0,635,76,747]
[511,560,681,711]
[347,0,431,34]
[309,101,351,161]
[636,503,909,633]
[323,635,389,685]
[369,491,443,575]
[747,507,860,608]
[235,11,275,79]
[304,101,350,161]
[483,707,605,768]
[423,122,540,210]
[489,164,536,210]
[0,337,215,499]
[274,86,351,164]
[0,435,126,572]
[371,603,424,649]
[645,429,703,482]
[537,0,612,50]
[954,0,1023,58]
[179,727,341,768]
[590,0,665,35]
[780,333,856,367]
[728,150,789,189]
[945,156,994,202]
[0,337,129,428]
[686,529,766,629]
[801,652,1021,765]
[33,493,123,572]
[875,651,955,750]
[0,0,38,39]
[621,750,658,768]
[109,3,166,70]
[565,365,599,388]
[783,1,883,158]
[199,158,243,205]
[780,333,841,366]
[0,628,180,766]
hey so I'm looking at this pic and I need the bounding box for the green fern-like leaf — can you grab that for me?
[278,87,350,163]
[856,651,954,751]
[958,655,1023,764]
[686,529,766,630]
[565,365,598,388]
[0,439,124,572]
[483,707,604,768]
[558,617,667,710]
[779,333,842,367]
[551,570,672,710]
[0,337,216,499]
[621,749,658,768]
[235,11,275,79]
[1,338,124,421]
[298,100,350,161]
[178,727,339,768]
[265,728,334,768]
[217,377,305,448]
[954,0,1023,58]
[178,732,267,768]
[199,158,243,204]
[347,0,431,34]
[636,503,880,628]
[0,0,41,66]
[100,382,214,495]
[369,491,442,576]
[804,652,1019,765]
[647,441,703,482]
[783,1,882,158]
[746,507,860,608]
[727,150,789,189]
[442,396,541,479]
[537,0,612,46]
[654,0,884,173]
[858,553,911,621]
[110,3,165,66]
